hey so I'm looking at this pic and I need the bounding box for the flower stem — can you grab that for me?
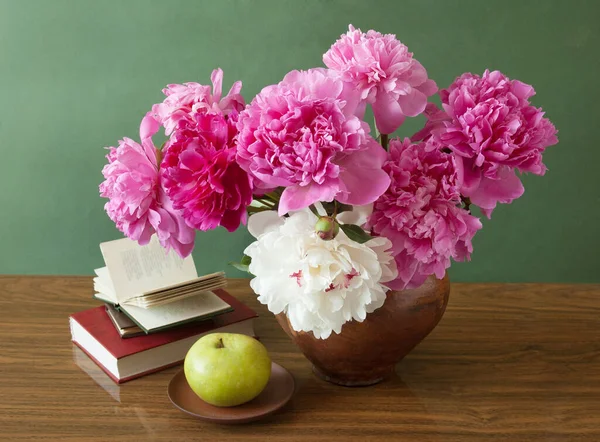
[253,197,275,209]
[461,196,471,212]
[380,133,389,151]
[263,194,279,205]
[247,205,272,214]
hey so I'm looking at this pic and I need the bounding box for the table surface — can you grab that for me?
[0,276,598,441]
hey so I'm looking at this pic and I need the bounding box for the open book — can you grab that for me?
[93,237,231,333]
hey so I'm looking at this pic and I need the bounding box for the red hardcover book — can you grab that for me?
[70,289,257,384]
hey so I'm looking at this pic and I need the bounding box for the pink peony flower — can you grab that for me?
[99,114,195,257]
[323,25,437,134]
[152,68,245,135]
[367,138,482,290]
[410,103,450,142]
[433,70,558,217]
[236,68,390,215]
[161,110,253,232]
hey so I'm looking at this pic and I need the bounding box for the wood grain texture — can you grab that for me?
[0,276,599,441]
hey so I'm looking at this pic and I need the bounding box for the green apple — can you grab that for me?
[184,333,271,407]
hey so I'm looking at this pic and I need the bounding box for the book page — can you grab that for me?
[93,267,117,304]
[120,292,231,332]
[100,236,198,303]
[142,272,225,296]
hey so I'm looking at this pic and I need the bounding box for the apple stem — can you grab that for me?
[216,338,225,349]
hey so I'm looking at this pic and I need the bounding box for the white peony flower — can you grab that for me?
[244,210,398,339]
[336,203,373,226]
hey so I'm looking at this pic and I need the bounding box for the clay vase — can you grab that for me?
[276,274,450,386]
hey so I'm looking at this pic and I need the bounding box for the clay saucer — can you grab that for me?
[167,362,295,424]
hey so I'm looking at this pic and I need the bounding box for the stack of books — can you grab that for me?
[70,237,257,384]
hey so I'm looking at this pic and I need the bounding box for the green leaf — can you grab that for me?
[229,255,252,274]
[228,261,249,273]
[336,203,353,214]
[308,204,321,218]
[339,223,373,244]
[320,201,335,216]
[321,201,353,216]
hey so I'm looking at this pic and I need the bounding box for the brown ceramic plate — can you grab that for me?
[168,362,295,424]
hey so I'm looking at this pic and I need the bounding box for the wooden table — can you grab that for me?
[0,276,598,441]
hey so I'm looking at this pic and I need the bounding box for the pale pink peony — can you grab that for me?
[368,138,482,290]
[161,111,253,232]
[99,114,195,257]
[236,68,390,215]
[323,25,437,134]
[432,70,558,217]
[152,68,245,135]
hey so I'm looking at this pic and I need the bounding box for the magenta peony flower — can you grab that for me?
[236,68,390,215]
[368,138,482,290]
[434,70,558,217]
[152,68,245,135]
[161,111,253,232]
[99,114,195,257]
[323,25,437,134]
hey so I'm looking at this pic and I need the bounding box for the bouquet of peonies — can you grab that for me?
[100,25,558,339]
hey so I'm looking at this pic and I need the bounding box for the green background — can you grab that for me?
[1,0,598,282]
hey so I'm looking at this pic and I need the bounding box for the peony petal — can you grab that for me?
[339,80,364,119]
[150,206,176,235]
[469,167,525,218]
[136,221,155,245]
[396,89,428,118]
[372,91,406,134]
[455,156,482,195]
[417,79,438,97]
[278,182,339,216]
[167,238,195,258]
[247,210,283,238]
[210,68,223,102]
[140,112,160,141]
[226,80,242,97]
[179,149,206,171]
[220,207,246,232]
[128,215,153,243]
[336,139,390,206]
[336,203,374,227]
[405,60,429,87]
[512,80,535,100]
[152,191,196,256]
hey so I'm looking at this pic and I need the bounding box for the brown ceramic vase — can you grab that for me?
[276,274,450,386]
